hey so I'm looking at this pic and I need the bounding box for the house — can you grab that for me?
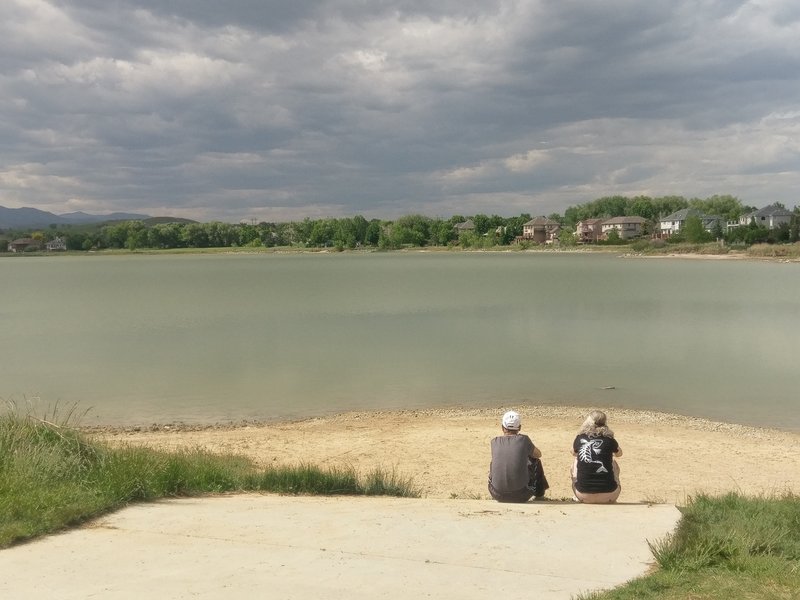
[46,237,67,251]
[659,209,703,236]
[8,238,41,253]
[600,216,648,240]
[735,204,793,230]
[454,219,475,234]
[518,217,560,244]
[575,219,605,243]
[659,209,723,237]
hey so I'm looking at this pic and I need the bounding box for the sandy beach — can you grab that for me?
[5,405,796,600]
[92,405,800,503]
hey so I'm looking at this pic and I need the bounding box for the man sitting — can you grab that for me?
[488,410,549,502]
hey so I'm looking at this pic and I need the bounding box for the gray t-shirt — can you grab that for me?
[489,434,534,493]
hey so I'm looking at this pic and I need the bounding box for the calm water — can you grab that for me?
[3,252,799,429]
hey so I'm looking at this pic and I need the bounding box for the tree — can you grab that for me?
[364,220,382,246]
[390,215,430,247]
[471,214,492,235]
[683,215,710,243]
[690,194,746,220]
[559,229,577,246]
[429,219,455,246]
[711,219,725,241]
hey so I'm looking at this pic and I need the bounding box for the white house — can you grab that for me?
[660,209,702,236]
[660,209,723,237]
[735,204,793,230]
[46,237,67,251]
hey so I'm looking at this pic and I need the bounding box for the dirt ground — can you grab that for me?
[91,405,800,503]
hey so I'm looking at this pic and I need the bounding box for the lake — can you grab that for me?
[3,252,799,430]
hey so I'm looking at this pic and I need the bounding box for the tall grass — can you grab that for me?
[746,242,800,258]
[578,492,800,599]
[0,408,418,548]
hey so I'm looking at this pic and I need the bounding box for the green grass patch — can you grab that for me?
[0,408,418,548]
[578,493,800,599]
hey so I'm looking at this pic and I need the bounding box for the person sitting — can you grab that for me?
[488,410,549,502]
[571,410,622,503]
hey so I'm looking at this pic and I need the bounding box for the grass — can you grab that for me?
[0,407,418,548]
[577,492,800,600]
[746,242,800,258]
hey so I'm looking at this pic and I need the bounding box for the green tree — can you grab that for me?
[471,214,492,235]
[364,220,382,246]
[308,219,336,247]
[711,219,725,240]
[683,215,710,243]
[429,219,455,246]
[390,215,430,247]
[690,194,746,220]
[559,229,577,246]
[628,196,656,221]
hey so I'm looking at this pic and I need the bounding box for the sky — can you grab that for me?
[1,1,799,223]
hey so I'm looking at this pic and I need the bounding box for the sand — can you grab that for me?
[90,405,800,503]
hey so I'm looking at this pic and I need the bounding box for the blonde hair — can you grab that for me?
[578,410,614,438]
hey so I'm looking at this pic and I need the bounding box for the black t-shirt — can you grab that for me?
[573,434,619,493]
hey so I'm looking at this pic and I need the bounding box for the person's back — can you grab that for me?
[488,410,549,503]
[571,410,622,504]
[489,434,534,494]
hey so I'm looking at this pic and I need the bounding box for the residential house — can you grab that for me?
[659,209,723,237]
[8,238,41,253]
[575,218,605,243]
[600,216,648,240]
[454,219,475,234]
[734,204,793,230]
[519,216,560,244]
[659,208,703,236]
[46,236,67,251]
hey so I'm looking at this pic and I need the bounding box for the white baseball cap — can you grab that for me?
[502,410,521,430]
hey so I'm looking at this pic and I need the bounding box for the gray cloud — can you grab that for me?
[1,0,798,221]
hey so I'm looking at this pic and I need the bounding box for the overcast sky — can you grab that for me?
[1,1,798,222]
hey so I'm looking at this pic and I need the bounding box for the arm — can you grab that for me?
[614,446,623,457]
[530,445,542,459]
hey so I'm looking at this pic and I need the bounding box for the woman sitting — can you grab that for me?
[571,410,622,503]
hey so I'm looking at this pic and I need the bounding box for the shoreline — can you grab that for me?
[92,405,800,503]
[5,244,799,263]
[80,405,793,437]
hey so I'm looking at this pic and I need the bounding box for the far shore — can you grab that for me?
[92,405,800,504]
[5,243,799,262]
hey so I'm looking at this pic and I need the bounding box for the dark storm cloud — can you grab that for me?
[1,0,798,221]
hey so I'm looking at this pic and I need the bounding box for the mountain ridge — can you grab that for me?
[0,205,152,229]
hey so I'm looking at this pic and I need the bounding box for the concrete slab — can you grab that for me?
[0,495,680,599]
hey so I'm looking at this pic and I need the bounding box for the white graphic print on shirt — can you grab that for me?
[578,438,608,473]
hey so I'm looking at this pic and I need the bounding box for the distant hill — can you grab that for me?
[143,216,197,225]
[0,205,152,229]
[58,210,152,224]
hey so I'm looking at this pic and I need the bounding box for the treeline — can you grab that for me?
[2,194,798,251]
[563,194,755,224]
[2,213,533,251]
